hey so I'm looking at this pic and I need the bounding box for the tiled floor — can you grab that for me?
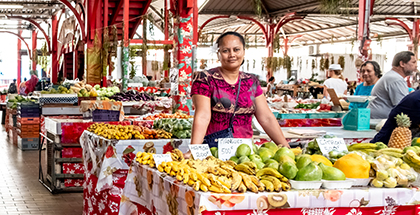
[0,126,83,215]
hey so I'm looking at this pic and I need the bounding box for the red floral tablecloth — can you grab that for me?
[127,86,170,95]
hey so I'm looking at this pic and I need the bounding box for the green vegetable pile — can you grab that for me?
[153,118,192,139]
[8,95,38,109]
[294,102,321,109]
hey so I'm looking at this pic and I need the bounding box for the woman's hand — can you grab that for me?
[183,150,192,159]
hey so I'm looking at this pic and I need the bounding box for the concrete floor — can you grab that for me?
[0,126,83,215]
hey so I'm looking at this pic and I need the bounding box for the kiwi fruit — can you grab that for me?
[267,193,287,207]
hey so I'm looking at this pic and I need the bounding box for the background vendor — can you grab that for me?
[349,61,381,109]
[186,32,289,157]
[371,90,420,144]
[323,64,347,99]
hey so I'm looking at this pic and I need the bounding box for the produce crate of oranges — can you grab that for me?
[143,112,193,120]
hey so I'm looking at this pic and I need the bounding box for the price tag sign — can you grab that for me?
[316,138,348,156]
[152,154,172,166]
[189,144,211,160]
[218,138,253,161]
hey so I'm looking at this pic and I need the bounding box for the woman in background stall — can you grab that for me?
[349,61,381,109]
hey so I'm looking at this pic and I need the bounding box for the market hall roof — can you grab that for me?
[196,0,417,46]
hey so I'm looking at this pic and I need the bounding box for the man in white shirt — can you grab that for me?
[368,51,417,119]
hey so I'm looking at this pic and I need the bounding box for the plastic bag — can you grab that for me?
[370,154,418,188]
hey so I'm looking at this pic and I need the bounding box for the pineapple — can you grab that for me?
[388,113,412,149]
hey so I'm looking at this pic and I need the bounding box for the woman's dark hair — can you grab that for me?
[216,32,245,48]
[360,61,382,78]
[269,77,275,82]
[216,32,246,66]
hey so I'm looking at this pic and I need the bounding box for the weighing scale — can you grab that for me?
[342,96,374,131]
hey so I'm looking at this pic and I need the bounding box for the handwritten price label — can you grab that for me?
[152,154,172,166]
[218,138,253,161]
[316,138,348,156]
[189,144,211,160]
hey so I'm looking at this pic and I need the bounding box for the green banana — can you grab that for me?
[348,143,377,151]
[378,148,403,154]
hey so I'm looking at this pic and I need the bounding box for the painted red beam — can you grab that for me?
[7,16,51,53]
[110,0,124,25]
[385,17,413,40]
[32,30,37,71]
[57,0,86,41]
[198,15,230,38]
[130,39,173,44]
[0,31,32,59]
[130,0,152,39]
[274,17,304,36]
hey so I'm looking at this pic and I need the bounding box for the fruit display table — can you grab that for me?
[80,131,191,215]
[119,163,420,215]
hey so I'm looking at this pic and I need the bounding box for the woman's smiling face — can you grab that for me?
[361,63,379,85]
[218,35,245,71]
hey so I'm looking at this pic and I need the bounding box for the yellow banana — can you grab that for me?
[260,179,274,192]
[261,175,282,192]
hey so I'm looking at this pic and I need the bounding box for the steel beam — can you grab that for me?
[17,30,21,91]
[57,0,86,41]
[130,0,152,39]
[32,30,37,71]
[7,16,51,53]
[110,0,124,25]
[52,15,58,83]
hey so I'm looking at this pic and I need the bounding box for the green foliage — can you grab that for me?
[338,56,345,71]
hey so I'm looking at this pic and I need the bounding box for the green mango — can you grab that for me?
[412,138,420,147]
[236,144,251,157]
[318,163,346,180]
[249,154,263,163]
[276,155,295,166]
[210,147,218,157]
[295,162,323,181]
[229,156,239,164]
[255,160,265,169]
[264,161,279,170]
[261,142,278,152]
[273,147,295,161]
[252,143,259,154]
[278,161,298,179]
[237,155,251,164]
[296,154,312,169]
[258,147,275,162]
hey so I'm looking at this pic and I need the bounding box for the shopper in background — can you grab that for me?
[368,51,417,119]
[19,77,27,95]
[371,90,420,144]
[25,74,39,95]
[185,32,289,158]
[266,76,276,97]
[349,61,382,109]
[7,79,17,94]
[323,64,347,99]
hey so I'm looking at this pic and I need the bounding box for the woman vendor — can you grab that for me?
[185,32,289,157]
[349,61,382,109]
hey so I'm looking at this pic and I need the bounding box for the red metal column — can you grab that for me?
[32,30,37,71]
[124,0,129,47]
[17,30,22,90]
[358,0,374,61]
[164,0,169,78]
[52,15,58,84]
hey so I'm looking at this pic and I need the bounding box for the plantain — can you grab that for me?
[198,174,212,187]
[237,182,247,193]
[225,160,237,168]
[230,172,242,191]
[217,176,231,189]
[240,173,259,193]
[261,175,282,192]
[200,184,209,192]
[281,181,291,191]
[235,163,257,175]
[193,181,201,191]
[260,179,274,192]
[208,185,224,193]
[183,170,191,184]
[256,168,283,178]
[378,148,403,154]
[348,143,378,151]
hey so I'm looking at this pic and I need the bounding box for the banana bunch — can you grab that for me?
[169,149,184,162]
[234,162,257,175]
[348,142,388,155]
[87,123,145,140]
[158,160,231,193]
[403,150,420,172]
[375,148,404,158]
[136,151,155,167]
[156,129,172,139]
[256,168,291,192]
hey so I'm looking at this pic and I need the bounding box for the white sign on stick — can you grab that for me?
[218,138,253,161]
[316,138,348,156]
[189,144,211,160]
[152,154,173,166]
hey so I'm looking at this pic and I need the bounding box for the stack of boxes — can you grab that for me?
[16,103,40,150]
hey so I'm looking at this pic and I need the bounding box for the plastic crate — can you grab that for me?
[18,108,40,114]
[342,108,371,131]
[17,123,40,131]
[92,110,120,122]
[17,128,39,138]
[18,111,40,118]
[278,113,308,119]
[18,103,39,109]
[17,137,39,150]
[17,116,40,124]
[77,97,97,105]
